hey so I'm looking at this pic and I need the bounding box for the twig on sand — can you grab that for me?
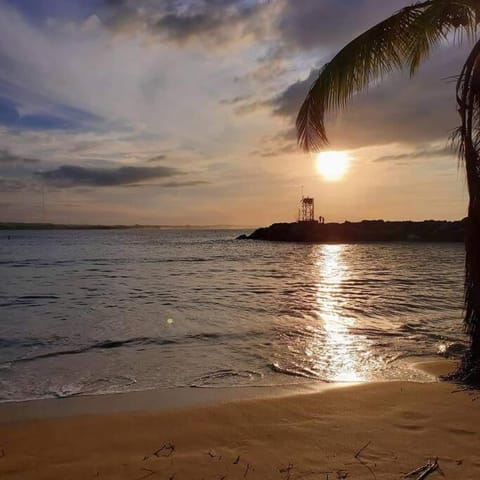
[354,441,371,459]
[280,463,294,480]
[233,455,240,464]
[153,443,175,458]
[138,467,156,479]
[404,458,439,480]
[243,463,251,478]
[353,441,376,479]
[297,469,332,479]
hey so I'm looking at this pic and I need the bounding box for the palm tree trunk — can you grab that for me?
[457,38,480,383]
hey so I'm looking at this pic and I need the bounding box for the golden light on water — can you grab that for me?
[314,244,365,382]
[315,151,351,181]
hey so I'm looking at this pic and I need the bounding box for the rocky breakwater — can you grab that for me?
[238,219,466,243]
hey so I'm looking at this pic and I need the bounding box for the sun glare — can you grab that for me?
[315,151,351,181]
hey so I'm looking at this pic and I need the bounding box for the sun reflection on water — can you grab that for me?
[314,244,366,382]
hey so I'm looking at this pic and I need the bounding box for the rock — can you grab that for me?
[240,219,466,243]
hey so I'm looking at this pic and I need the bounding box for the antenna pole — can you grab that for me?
[42,182,46,223]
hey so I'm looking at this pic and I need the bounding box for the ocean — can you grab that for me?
[0,229,466,402]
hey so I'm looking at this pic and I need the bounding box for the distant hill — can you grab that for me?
[238,219,466,243]
[0,223,250,230]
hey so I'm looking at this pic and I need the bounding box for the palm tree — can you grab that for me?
[297,0,480,383]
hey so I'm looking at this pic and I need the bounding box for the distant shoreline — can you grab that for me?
[0,222,254,231]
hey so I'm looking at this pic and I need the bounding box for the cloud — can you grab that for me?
[0,148,40,164]
[147,154,167,163]
[219,95,252,105]
[125,180,208,188]
[0,177,38,192]
[0,94,104,132]
[36,164,183,188]
[270,43,469,149]
[277,0,408,52]
[271,69,318,117]
[373,146,456,163]
[102,0,271,45]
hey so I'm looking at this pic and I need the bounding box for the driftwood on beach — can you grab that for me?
[239,219,465,243]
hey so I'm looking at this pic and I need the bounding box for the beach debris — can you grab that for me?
[353,441,376,479]
[404,457,439,480]
[243,463,251,478]
[208,450,217,458]
[280,463,294,480]
[336,471,348,479]
[0,448,5,458]
[297,469,333,479]
[233,455,240,464]
[153,442,175,458]
[354,441,371,459]
[138,467,156,479]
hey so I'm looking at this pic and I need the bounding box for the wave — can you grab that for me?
[191,369,263,387]
[10,337,178,364]
[3,329,268,366]
[268,362,324,380]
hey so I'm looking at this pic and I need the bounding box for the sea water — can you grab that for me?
[0,229,466,401]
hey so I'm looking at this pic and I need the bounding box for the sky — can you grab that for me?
[0,0,473,226]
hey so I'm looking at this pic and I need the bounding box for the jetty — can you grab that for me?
[239,195,465,243]
[239,219,465,243]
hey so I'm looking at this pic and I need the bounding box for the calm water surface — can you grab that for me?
[0,229,466,402]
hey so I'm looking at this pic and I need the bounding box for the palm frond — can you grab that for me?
[408,0,480,75]
[297,0,479,152]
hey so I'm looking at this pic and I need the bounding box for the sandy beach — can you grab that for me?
[0,360,478,479]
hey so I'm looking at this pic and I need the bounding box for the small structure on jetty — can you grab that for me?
[298,196,324,224]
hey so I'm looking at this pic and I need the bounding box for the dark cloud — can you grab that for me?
[0,148,40,164]
[277,0,409,52]
[0,177,37,192]
[374,146,456,163]
[147,154,167,163]
[271,69,318,117]
[102,0,269,44]
[36,164,183,188]
[270,43,470,149]
[125,180,208,188]
[161,180,207,187]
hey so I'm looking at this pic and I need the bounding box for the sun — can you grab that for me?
[315,151,351,181]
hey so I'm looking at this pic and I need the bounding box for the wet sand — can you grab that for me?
[1,360,479,479]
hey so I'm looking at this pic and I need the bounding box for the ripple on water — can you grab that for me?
[0,230,467,401]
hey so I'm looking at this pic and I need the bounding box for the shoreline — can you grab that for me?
[2,360,479,479]
[0,357,448,423]
[0,382,338,424]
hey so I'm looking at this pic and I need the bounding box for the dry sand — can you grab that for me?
[1,360,479,479]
